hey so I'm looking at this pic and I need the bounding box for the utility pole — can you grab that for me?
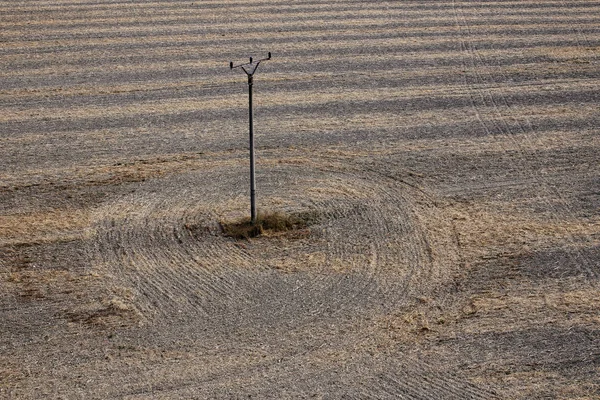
[230,52,271,224]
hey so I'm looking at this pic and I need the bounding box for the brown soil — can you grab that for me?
[1,0,599,398]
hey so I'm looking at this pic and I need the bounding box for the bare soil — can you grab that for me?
[1,0,599,398]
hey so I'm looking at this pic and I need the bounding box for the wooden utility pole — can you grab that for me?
[230,52,271,224]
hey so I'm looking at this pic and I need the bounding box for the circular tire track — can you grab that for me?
[92,161,435,325]
[88,157,492,398]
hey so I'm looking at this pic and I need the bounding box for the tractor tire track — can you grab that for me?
[453,0,599,278]
[91,162,429,325]
[86,155,482,398]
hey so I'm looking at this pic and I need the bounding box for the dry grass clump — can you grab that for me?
[220,210,318,240]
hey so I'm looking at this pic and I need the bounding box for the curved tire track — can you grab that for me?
[88,157,488,398]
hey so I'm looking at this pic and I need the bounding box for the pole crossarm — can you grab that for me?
[229,52,271,224]
[230,52,271,76]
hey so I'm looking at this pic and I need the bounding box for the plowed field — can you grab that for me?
[1,0,599,398]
